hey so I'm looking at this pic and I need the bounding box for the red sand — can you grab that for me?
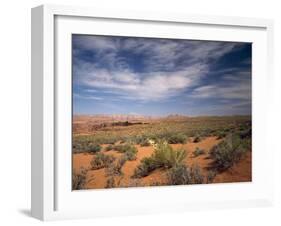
[73,137,252,189]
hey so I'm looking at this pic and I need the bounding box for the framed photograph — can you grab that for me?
[31,4,274,221]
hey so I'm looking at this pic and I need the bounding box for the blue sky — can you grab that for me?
[72,35,251,116]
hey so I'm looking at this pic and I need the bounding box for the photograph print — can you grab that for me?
[72,34,252,190]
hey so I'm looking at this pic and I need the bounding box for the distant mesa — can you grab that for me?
[166,114,189,119]
[74,113,188,121]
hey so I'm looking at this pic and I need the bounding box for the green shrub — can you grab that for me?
[132,157,158,178]
[105,144,114,151]
[106,155,127,176]
[192,147,205,157]
[103,137,118,145]
[139,139,151,147]
[153,141,187,168]
[134,135,149,145]
[167,164,192,185]
[124,150,137,161]
[113,144,135,153]
[72,141,102,154]
[72,168,87,190]
[190,165,204,184]
[132,141,187,178]
[216,131,227,139]
[210,133,247,170]
[167,133,187,144]
[90,153,115,170]
[87,143,102,153]
[238,128,252,139]
[113,144,137,160]
[72,142,83,153]
[167,164,204,185]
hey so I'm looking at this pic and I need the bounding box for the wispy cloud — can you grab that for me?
[73,93,103,101]
[73,36,245,102]
[191,68,251,101]
[73,35,251,115]
[75,62,207,101]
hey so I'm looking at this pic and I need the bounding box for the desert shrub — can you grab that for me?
[167,133,187,144]
[139,139,151,147]
[113,144,137,160]
[105,177,116,188]
[87,143,102,153]
[134,135,149,145]
[193,135,201,143]
[123,149,137,161]
[132,141,187,178]
[192,147,205,157]
[72,142,83,153]
[106,155,127,176]
[238,128,252,139]
[242,137,252,150]
[72,168,87,190]
[167,164,205,185]
[133,157,158,178]
[190,165,204,184]
[122,179,143,188]
[90,153,115,170]
[216,131,227,139]
[167,164,192,185]
[103,137,118,145]
[113,144,135,153]
[105,144,114,151]
[153,141,187,168]
[210,133,248,170]
[206,170,217,183]
[72,140,102,154]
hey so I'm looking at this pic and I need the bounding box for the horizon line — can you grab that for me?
[73,113,252,118]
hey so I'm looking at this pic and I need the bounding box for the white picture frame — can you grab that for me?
[31,4,274,221]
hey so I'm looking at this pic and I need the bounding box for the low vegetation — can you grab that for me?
[73,116,252,189]
[90,153,116,170]
[132,157,158,178]
[113,144,138,160]
[139,139,151,147]
[105,144,114,151]
[209,133,250,171]
[106,155,127,176]
[133,141,187,178]
[73,142,101,154]
[105,177,116,188]
[166,164,204,185]
[72,168,87,190]
[192,147,205,157]
[167,133,187,144]
[206,170,217,183]
[73,116,251,150]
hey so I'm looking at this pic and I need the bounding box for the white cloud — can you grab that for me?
[75,61,207,101]
[191,70,251,101]
[73,35,248,102]
[73,93,103,101]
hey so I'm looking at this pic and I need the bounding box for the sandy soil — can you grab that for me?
[73,136,252,189]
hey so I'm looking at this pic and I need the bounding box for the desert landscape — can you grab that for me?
[72,34,252,190]
[72,114,251,189]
